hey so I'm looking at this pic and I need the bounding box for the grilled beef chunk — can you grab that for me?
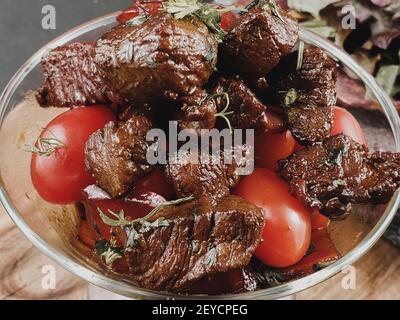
[178,90,218,132]
[36,42,114,108]
[85,115,153,198]
[165,150,240,203]
[279,134,400,219]
[220,6,298,79]
[214,78,286,133]
[95,13,218,105]
[124,196,265,292]
[268,47,337,145]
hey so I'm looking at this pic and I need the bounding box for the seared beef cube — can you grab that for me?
[268,47,337,145]
[124,195,265,292]
[220,6,298,79]
[85,115,153,197]
[95,13,218,105]
[269,47,337,107]
[178,90,218,132]
[36,42,113,108]
[165,150,239,203]
[214,78,285,133]
[279,134,400,219]
[286,105,333,146]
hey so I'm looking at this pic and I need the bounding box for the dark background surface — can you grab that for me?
[0,0,128,91]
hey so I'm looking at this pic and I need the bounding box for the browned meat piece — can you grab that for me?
[268,47,338,145]
[124,196,265,292]
[220,5,298,79]
[178,90,217,132]
[95,13,217,105]
[36,42,114,108]
[165,150,239,203]
[286,105,333,146]
[85,115,153,198]
[214,78,286,133]
[279,134,400,219]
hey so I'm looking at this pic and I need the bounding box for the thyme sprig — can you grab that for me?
[163,0,241,43]
[296,41,305,71]
[98,195,195,228]
[98,195,195,247]
[258,0,284,22]
[95,239,124,267]
[24,129,65,157]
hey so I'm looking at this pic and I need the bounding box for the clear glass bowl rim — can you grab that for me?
[1,12,400,300]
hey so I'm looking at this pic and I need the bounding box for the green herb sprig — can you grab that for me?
[163,0,242,43]
[97,195,195,247]
[24,129,65,157]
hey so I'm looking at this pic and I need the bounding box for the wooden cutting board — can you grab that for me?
[1,204,399,300]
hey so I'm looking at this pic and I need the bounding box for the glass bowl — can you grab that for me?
[0,12,399,300]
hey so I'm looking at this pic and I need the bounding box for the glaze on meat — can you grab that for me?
[36,42,115,108]
[95,13,218,105]
[85,115,153,197]
[124,196,265,292]
[165,150,239,203]
[268,47,338,145]
[220,6,298,79]
[279,134,400,219]
[214,78,286,133]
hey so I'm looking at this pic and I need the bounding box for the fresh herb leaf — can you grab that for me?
[24,129,65,157]
[140,218,171,233]
[126,195,195,247]
[252,258,285,288]
[162,0,239,43]
[126,227,140,247]
[326,145,349,166]
[98,208,132,227]
[333,179,347,188]
[282,88,298,106]
[164,0,201,20]
[126,14,150,26]
[95,240,124,267]
[296,41,305,71]
[258,0,284,22]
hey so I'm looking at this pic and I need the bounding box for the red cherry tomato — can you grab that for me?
[331,106,366,145]
[255,130,296,171]
[221,11,239,31]
[234,168,311,268]
[117,1,163,24]
[280,229,340,279]
[30,106,115,204]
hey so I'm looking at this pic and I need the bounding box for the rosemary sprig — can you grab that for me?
[98,209,132,227]
[211,92,234,133]
[95,239,124,267]
[258,0,284,22]
[163,0,240,43]
[281,88,298,107]
[24,129,65,157]
[134,195,195,225]
[296,41,305,71]
[126,14,150,26]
